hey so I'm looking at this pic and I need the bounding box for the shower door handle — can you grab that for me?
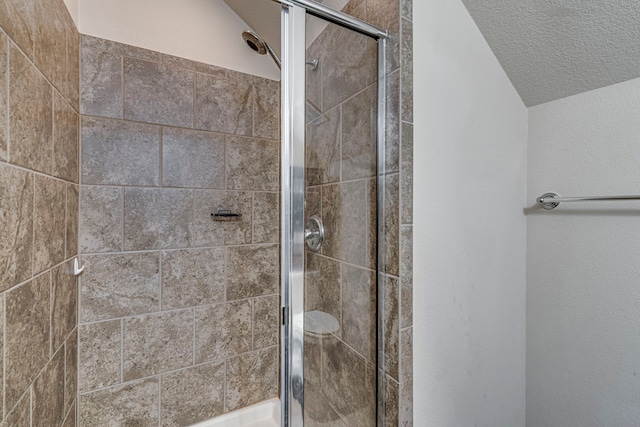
[305,216,324,252]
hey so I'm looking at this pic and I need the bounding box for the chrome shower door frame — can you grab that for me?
[279,1,388,425]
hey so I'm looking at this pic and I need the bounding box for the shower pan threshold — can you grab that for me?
[190,398,280,427]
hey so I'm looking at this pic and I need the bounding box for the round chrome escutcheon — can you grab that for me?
[305,215,324,252]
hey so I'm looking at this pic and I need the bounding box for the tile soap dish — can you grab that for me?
[211,209,242,221]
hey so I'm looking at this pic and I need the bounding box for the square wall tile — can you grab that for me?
[53,91,79,183]
[321,25,377,111]
[226,346,278,412]
[0,0,36,59]
[0,31,7,161]
[34,175,66,274]
[401,19,414,124]
[123,310,193,381]
[80,252,160,322]
[400,226,413,329]
[226,136,279,191]
[160,361,225,427]
[322,180,372,268]
[385,174,400,277]
[254,78,280,140]
[253,192,279,244]
[65,25,80,111]
[65,330,78,414]
[5,274,51,410]
[80,48,123,119]
[79,378,159,426]
[384,275,400,381]
[253,295,279,350]
[401,123,413,225]
[342,85,377,181]
[195,300,252,363]
[400,328,413,426]
[124,57,194,128]
[82,35,162,62]
[9,44,53,175]
[81,117,160,186]
[32,348,66,427]
[305,253,341,322]
[162,127,225,189]
[79,186,123,253]
[52,261,78,352]
[66,184,79,258]
[195,74,253,136]
[33,0,67,101]
[0,294,3,416]
[78,320,121,392]
[161,247,225,310]
[124,188,193,250]
[192,190,252,246]
[0,389,30,427]
[306,107,341,186]
[0,163,33,291]
[341,264,376,362]
[226,244,279,300]
[321,337,374,424]
[385,71,401,174]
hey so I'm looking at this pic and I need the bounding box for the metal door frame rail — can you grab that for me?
[537,192,640,210]
[278,1,388,426]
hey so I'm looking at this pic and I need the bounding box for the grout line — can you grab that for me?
[223,359,228,414]
[0,161,78,186]
[223,247,228,302]
[5,33,10,163]
[2,293,6,420]
[78,113,281,143]
[63,339,67,416]
[77,292,279,328]
[120,318,124,383]
[78,182,280,193]
[158,127,163,187]
[31,173,35,279]
[120,187,125,252]
[120,55,125,119]
[51,86,55,178]
[158,250,163,311]
[79,346,274,397]
[192,70,197,130]
[157,375,161,427]
[252,85,256,138]
[64,183,68,262]
[250,298,255,351]
[77,242,280,258]
[49,271,53,358]
[29,385,32,427]
[306,174,389,189]
[192,307,196,365]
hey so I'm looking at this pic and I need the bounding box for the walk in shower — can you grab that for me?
[0,0,414,424]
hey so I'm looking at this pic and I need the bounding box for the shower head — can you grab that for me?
[242,30,281,69]
[242,30,268,55]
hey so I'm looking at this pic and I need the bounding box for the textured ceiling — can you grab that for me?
[461,0,640,106]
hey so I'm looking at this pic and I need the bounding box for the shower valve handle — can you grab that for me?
[305,216,324,252]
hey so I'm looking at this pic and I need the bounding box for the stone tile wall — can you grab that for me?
[77,36,281,426]
[0,0,80,425]
[304,0,413,425]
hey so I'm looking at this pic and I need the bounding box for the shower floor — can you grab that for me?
[190,398,280,427]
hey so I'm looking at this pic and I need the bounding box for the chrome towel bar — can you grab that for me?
[537,192,640,210]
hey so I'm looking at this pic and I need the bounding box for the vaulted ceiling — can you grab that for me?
[461,0,640,106]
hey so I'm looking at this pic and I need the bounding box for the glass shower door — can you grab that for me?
[280,2,385,425]
[302,12,379,427]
